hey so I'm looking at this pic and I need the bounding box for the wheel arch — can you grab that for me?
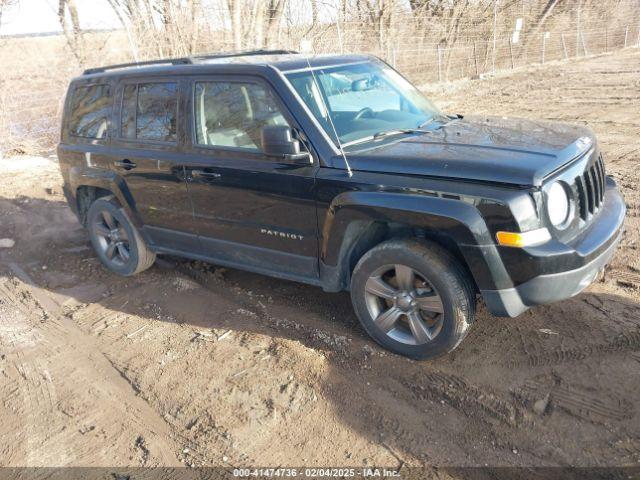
[68,166,142,228]
[319,191,508,293]
[76,185,112,226]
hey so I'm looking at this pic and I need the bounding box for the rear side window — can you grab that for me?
[120,82,178,142]
[69,84,111,139]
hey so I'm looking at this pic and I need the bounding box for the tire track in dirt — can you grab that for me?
[0,277,65,465]
[455,315,640,370]
[517,379,633,423]
[402,371,527,428]
[507,329,640,368]
[608,270,640,289]
[55,269,351,468]
[0,270,182,466]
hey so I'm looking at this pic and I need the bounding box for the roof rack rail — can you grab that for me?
[82,49,300,76]
[82,57,192,75]
[189,49,299,62]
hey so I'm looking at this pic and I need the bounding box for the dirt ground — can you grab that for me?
[0,49,639,472]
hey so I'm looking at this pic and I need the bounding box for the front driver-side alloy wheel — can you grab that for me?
[351,239,476,359]
[87,196,156,276]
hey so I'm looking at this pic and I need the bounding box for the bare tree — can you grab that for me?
[58,0,85,64]
[0,0,18,27]
[227,0,243,50]
[105,0,205,57]
[264,0,286,48]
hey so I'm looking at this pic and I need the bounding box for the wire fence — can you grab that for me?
[1,0,639,154]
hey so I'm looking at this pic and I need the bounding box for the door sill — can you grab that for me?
[153,246,323,287]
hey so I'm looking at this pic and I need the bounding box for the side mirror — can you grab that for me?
[261,125,312,165]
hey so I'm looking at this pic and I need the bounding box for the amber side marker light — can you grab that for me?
[496,228,551,248]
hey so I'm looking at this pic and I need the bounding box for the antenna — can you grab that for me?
[302,53,353,178]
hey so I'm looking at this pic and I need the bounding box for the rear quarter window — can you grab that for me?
[120,82,178,143]
[68,84,111,139]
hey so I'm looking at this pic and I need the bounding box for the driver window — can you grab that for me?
[194,81,289,151]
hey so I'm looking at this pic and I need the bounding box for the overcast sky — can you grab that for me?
[0,0,121,36]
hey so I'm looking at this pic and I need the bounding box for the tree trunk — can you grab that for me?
[227,0,243,50]
[58,0,84,64]
[264,0,286,49]
[189,0,201,53]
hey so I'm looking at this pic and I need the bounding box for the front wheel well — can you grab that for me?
[333,221,477,294]
[76,186,113,226]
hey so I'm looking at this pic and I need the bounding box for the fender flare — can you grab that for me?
[320,191,512,292]
[68,166,143,229]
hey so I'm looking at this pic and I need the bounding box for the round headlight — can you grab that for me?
[547,181,571,227]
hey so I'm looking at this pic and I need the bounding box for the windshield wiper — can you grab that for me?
[419,117,437,129]
[344,128,433,148]
[420,114,458,128]
[372,129,416,140]
[374,126,440,138]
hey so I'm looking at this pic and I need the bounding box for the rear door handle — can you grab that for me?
[114,159,136,170]
[191,169,221,179]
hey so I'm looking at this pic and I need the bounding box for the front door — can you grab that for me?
[182,77,319,282]
[112,79,199,252]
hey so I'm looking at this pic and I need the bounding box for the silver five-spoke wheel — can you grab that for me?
[93,210,131,266]
[364,264,444,345]
[351,239,475,359]
[87,196,155,276]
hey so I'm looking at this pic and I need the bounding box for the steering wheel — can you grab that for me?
[353,107,374,121]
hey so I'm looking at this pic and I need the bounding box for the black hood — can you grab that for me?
[344,116,595,187]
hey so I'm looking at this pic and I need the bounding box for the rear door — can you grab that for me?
[182,75,320,282]
[112,78,198,252]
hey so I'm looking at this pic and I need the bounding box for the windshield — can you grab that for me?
[286,60,444,147]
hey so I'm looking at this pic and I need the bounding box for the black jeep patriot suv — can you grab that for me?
[58,50,625,359]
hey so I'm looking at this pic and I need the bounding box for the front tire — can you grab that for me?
[350,239,476,360]
[87,196,156,276]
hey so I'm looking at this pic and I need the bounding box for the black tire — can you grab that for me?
[87,196,156,276]
[350,238,476,360]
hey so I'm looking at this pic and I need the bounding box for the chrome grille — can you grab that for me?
[575,154,606,220]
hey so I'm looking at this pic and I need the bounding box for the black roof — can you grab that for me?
[80,49,373,79]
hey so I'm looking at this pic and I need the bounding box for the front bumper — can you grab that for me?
[481,178,625,317]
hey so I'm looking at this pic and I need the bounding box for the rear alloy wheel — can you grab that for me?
[87,196,156,276]
[93,209,131,267]
[351,239,476,359]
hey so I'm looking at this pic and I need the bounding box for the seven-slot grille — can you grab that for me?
[575,154,606,220]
